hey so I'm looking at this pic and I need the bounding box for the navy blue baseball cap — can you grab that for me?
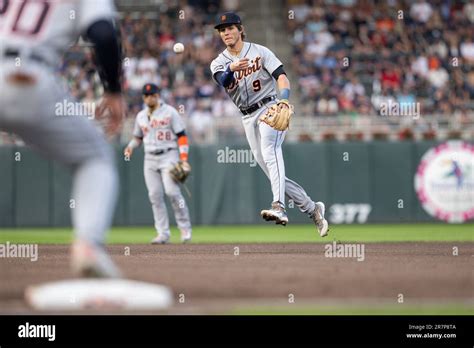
[142,83,159,95]
[214,12,242,29]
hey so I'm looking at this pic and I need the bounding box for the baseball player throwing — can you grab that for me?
[124,83,192,244]
[0,0,124,276]
[210,12,329,236]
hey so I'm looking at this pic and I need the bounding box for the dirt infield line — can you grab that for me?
[1,243,472,314]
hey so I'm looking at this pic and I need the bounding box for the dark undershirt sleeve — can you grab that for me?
[271,65,286,80]
[85,19,123,93]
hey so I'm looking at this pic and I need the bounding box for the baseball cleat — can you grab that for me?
[71,240,122,279]
[151,234,170,245]
[261,202,289,226]
[311,201,329,237]
[180,230,192,244]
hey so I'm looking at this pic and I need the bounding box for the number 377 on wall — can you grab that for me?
[329,204,372,224]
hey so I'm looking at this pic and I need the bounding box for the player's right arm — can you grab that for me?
[124,137,142,157]
[124,115,144,157]
[211,56,249,88]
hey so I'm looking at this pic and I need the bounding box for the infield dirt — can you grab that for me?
[1,243,472,314]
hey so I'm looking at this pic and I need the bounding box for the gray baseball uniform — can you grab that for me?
[0,0,118,245]
[211,42,316,213]
[133,102,192,237]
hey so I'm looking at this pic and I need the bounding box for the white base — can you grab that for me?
[25,279,173,311]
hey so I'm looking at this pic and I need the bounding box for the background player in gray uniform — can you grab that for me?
[210,12,329,237]
[124,83,192,244]
[0,0,124,276]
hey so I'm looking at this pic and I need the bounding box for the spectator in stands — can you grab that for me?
[43,0,471,144]
[288,0,473,118]
[410,0,433,23]
[188,100,214,143]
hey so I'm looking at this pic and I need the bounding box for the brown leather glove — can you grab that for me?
[259,100,293,131]
[169,161,191,183]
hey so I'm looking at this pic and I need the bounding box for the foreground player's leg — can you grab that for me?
[144,164,171,244]
[162,167,192,243]
[70,158,121,277]
[8,111,122,277]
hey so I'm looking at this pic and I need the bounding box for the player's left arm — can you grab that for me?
[174,131,191,177]
[257,46,293,130]
[272,66,291,102]
[124,115,144,157]
[261,45,291,101]
[171,109,190,163]
[176,131,189,162]
[169,130,191,183]
[259,66,293,131]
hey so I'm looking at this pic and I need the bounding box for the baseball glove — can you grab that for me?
[259,100,293,131]
[169,161,191,183]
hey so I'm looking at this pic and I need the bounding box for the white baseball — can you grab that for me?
[173,42,184,54]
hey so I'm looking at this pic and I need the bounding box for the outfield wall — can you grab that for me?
[0,141,464,227]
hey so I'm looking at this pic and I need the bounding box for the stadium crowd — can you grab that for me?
[1,0,472,145]
[287,0,474,119]
[57,0,241,144]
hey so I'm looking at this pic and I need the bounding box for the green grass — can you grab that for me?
[0,224,472,244]
[230,304,474,315]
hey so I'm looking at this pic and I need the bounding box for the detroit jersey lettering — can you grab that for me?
[133,103,185,152]
[210,42,282,109]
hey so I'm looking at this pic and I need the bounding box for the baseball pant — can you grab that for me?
[143,149,192,236]
[242,101,316,214]
[0,62,118,246]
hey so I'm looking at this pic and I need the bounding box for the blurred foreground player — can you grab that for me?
[0,0,124,277]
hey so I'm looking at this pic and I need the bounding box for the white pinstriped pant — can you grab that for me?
[241,101,316,214]
[143,149,191,236]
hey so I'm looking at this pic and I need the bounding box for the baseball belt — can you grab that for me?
[240,95,277,115]
[148,147,175,156]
